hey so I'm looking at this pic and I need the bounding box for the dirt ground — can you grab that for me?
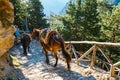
[3,40,119,80]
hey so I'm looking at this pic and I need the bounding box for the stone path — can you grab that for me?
[8,40,111,80]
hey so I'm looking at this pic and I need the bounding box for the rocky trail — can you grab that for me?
[6,40,113,80]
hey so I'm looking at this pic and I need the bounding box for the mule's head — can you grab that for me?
[31,28,41,39]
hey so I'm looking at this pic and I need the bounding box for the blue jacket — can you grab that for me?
[14,29,21,37]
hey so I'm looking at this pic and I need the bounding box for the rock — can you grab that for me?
[0,27,15,57]
[84,68,94,76]
[9,55,22,66]
[101,74,110,80]
[0,0,15,79]
[0,53,11,79]
[109,77,116,80]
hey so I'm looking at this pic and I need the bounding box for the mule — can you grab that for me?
[21,33,31,56]
[31,28,71,70]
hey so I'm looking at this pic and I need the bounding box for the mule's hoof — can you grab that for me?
[46,61,49,65]
[24,54,27,56]
[53,64,57,67]
[46,63,50,65]
[68,67,71,71]
[23,53,27,56]
[68,68,71,71]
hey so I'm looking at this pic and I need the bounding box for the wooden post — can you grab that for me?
[118,71,120,76]
[90,44,97,69]
[102,63,105,69]
[110,65,115,77]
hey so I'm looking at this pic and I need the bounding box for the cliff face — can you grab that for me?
[0,0,15,78]
[0,27,15,57]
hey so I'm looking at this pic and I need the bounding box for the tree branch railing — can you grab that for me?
[65,41,120,77]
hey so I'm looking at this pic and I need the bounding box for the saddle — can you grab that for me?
[40,28,51,39]
[40,28,61,44]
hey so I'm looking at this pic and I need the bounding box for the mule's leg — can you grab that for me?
[53,50,58,67]
[28,45,30,52]
[62,50,71,70]
[23,45,27,56]
[66,59,71,71]
[28,40,31,52]
[21,41,27,56]
[44,49,49,64]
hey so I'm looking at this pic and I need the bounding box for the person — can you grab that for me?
[14,25,22,44]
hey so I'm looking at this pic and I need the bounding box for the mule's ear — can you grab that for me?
[36,29,41,32]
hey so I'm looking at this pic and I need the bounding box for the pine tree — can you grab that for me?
[27,0,48,30]
[9,0,26,29]
[74,0,83,40]
[100,4,120,42]
[98,2,120,62]
[82,0,100,40]
[62,0,82,40]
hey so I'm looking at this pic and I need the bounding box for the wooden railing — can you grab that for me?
[65,41,120,77]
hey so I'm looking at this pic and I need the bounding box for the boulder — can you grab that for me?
[0,0,16,79]
[0,27,15,57]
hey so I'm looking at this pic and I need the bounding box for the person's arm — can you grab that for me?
[19,30,24,33]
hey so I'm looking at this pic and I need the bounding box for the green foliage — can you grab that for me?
[27,0,48,30]
[97,0,113,13]
[99,3,120,61]
[10,0,26,29]
[100,4,120,42]
[60,0,100,41]
[10,0,48,30]
[62,0,77,40]
[7,78,14,80]
[83,0,100,40]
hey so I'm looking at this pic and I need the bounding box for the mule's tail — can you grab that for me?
[59,37,71,70]
[60,38,71,62]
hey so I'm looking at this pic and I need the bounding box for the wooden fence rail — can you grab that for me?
[65,41,120,77]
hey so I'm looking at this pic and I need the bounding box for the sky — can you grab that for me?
[40,0,70,16]
[40,0,120,16]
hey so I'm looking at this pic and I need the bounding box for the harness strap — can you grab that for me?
[52,34,61,44]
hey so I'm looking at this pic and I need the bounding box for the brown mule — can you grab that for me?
[21,33,31,56]
[32,28,71,70]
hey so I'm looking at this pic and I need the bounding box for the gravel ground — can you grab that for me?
[6,40,115,80]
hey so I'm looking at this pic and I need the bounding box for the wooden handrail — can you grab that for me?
[90,44,98,69]
[65,41,120,77]
[65,41,120,47]
[113,62,120,67]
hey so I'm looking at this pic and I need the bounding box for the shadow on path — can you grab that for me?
[41,63,96,80]
[2,68,28,80]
